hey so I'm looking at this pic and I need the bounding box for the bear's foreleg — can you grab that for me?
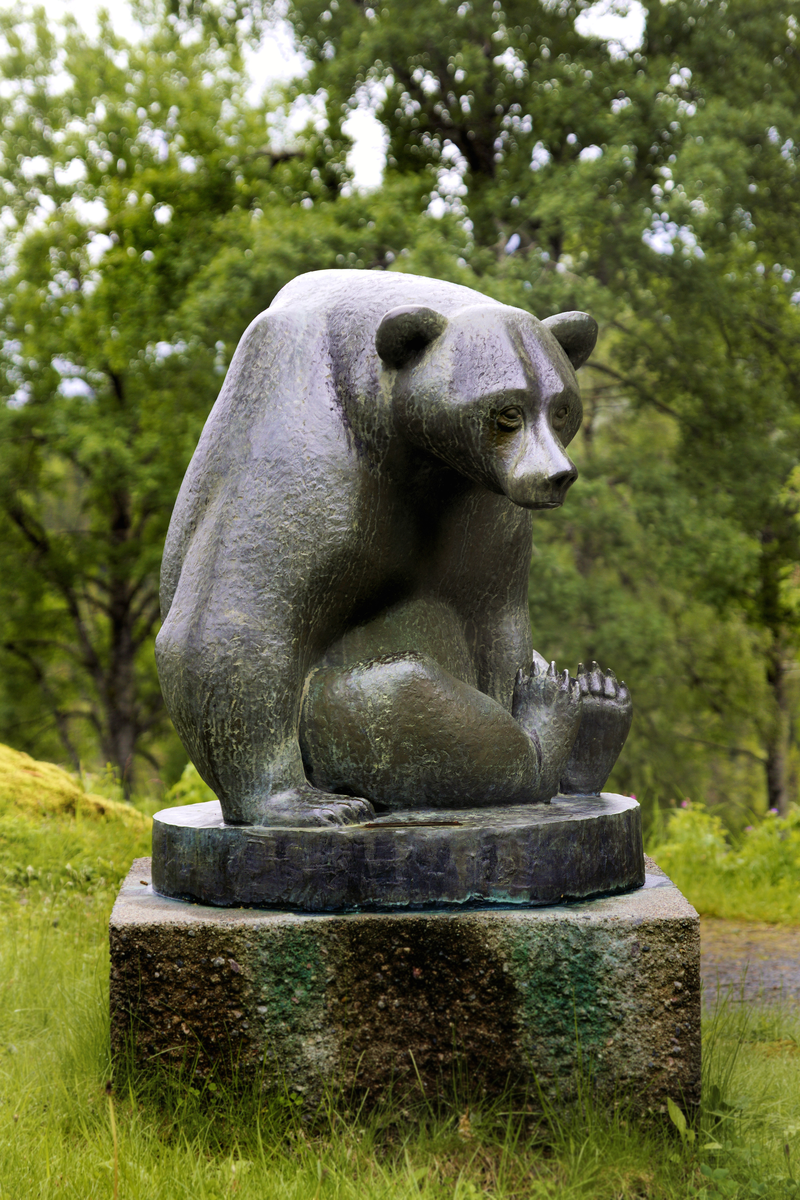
[299,653,581,809]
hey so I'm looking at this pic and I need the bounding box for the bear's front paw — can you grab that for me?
[512,660,583,801]
[512,660,581,733]
[560,661,633,795]
[254,786,375,828]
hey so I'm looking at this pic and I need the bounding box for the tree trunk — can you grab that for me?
[98,486,141,797]
[99,625,139,798]
[765,639,791,816]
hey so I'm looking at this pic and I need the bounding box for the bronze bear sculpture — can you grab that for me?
[156,270,632,827]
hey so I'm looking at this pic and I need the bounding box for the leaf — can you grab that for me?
[668,1096,687,1138]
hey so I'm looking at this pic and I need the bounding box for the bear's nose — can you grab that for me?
[549,467,578,493]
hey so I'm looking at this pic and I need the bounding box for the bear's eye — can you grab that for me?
[496,407,523,432]
[553,404,570,426]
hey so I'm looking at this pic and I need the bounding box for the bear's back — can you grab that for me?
[272,270,503,398]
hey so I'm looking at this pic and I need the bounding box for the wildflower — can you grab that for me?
[769,807,779,815]
[681,799,691,808]
[745,825,754,833]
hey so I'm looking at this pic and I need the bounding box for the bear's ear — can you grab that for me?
[376,305,448,369]
[542,311,598,371]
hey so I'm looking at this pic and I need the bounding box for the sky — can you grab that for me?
[39,0,646,191]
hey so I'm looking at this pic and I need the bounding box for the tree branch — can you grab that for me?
[673,731,767,764]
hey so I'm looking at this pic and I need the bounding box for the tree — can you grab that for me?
[0,4,471,789]
[0,9,259,784]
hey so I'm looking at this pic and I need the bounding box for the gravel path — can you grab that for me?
[701,918,800,1005]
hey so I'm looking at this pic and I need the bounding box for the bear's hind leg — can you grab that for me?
[559,662,632,795]
[299,653,579,809]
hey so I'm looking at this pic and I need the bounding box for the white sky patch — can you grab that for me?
[643,217,704,258]
[579,144,603,162]
[20,156,50,181]
[58,376,94,397]
[244,15,307,101]
[151,340,188,361]
[343,107,388,192]
[8,385,31,409]
[72,197,108,226]
[54,159,88,187]
[531,141,552,171]
[266,91,327,153]
[86,232,113,263]
[139,125,170,164]
[575,0,645,56]
[427,141,468,219]
[40,0,140,40]
[38,0,646,197]
[52,355,82,374]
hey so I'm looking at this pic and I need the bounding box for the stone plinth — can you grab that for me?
[110,856,700,1109]
[151,793,644,911]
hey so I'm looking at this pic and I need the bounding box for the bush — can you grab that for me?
[649,803,800,923]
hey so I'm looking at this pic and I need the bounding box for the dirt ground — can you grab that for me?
[701,917,800,1005]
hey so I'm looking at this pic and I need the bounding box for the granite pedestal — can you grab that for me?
[110,854,700,1110]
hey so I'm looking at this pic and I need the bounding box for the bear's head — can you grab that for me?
[376,303,597,509]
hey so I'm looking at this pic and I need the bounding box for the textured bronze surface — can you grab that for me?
[155,270,632,832]
[151,793,645,911]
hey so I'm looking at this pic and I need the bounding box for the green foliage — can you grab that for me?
[279,0,800,815]
[0,751,150,907]
[529,404,771,812]
[0,871,754,1197]
[649,803,800,923]
[0,835,798,1196]
[163,760,216,807]
[698,1001,800,1198]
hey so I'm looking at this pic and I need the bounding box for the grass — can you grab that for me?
[0,763,799,1197]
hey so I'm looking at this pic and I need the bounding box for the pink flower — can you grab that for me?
[680,799,690,808]
[629,794,637,801]
[745,825,753,832]
[769,807,779,815]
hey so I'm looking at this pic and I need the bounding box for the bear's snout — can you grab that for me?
[546,465,579,504]
[503,437,578,509]
[506,467,577,509]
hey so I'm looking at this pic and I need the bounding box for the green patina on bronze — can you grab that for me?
[506,924,617,1057]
